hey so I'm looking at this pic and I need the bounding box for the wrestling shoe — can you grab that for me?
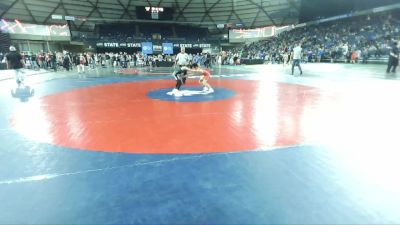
[174,91,183,97]
[167,88,178,95]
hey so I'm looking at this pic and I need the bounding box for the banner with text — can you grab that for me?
[96,42,213,51]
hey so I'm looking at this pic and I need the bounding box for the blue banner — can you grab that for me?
[141,42,153,54]
[162,43,173,54]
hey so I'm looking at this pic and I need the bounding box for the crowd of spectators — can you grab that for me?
[90,24,210,43]
[226,11,400,64]
[4,11,400,71]
[3,50,214,73]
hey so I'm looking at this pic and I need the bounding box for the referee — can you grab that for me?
[173,48,190,92]
[175,48,189,67]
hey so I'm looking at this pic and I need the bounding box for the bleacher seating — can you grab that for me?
[228,10,400,65]
[0,32,11,53]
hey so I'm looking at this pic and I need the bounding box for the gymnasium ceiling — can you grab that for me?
[0,0,300,31]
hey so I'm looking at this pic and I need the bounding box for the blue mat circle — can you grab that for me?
[147,86,236,102]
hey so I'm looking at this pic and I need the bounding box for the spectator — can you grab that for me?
[5,46,25,86]
[387,41,400,73]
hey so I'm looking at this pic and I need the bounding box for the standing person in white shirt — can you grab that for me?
[175,48,189,67]
[291,43,303,76]
[77,54,86,75]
